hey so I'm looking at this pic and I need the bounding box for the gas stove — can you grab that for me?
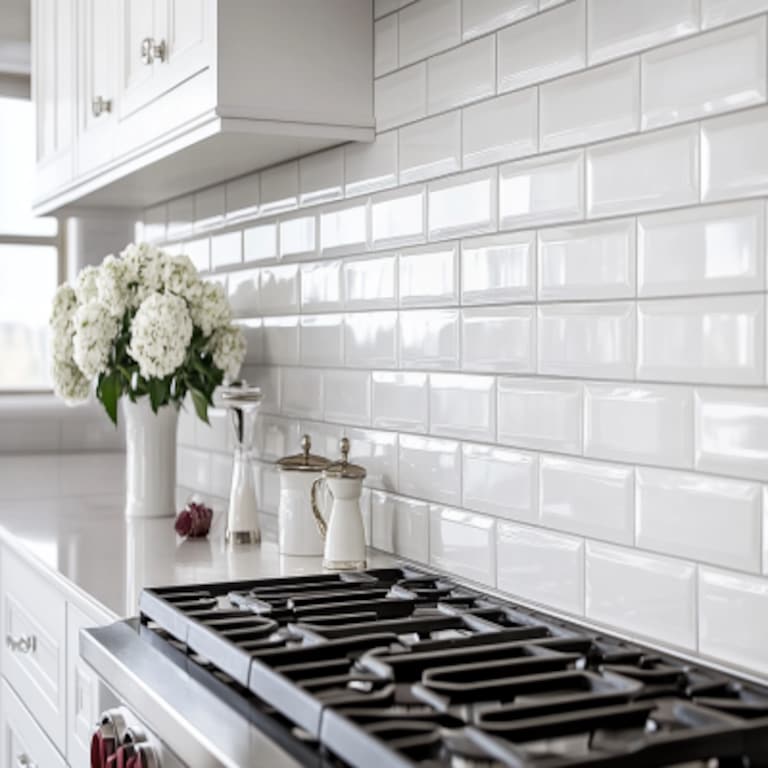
[128,567,768,767]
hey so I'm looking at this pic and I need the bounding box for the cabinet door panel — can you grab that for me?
[120,0,155,116]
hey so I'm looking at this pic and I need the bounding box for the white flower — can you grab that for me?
[96,254,133,318]
[49,283,77,362]
[190,280,231,337]
[128,292,193,379]
[75,265,100,304]
[210,325,246,380]
[72,301,118,378]
[52,357,90,404]
[163,253,202,303]
[121,242,163,306]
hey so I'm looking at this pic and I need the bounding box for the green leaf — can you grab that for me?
[147,378,168,413]
[98,370,122,426]
[190,388,210,425]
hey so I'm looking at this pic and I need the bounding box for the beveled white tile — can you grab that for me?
[345,130,398,197]
[167,195,194,238]
[260,162,298,215]
[371,490,395,552]
[540,456,634,544]
[399,243,458,307]
[499,150,584,229]
[540,58,639,151]
[228,268,260,318]
[344,254,398,309]
[374,14,398,76]
[497,377,583,453]
[375,63,427,131]
[345,427,398,491]
[497,523,585,614]
[702,106,768,202]
[194,186,224,230]
[259,264,300,314]
[642,19,767,130]
[462,0,537,39]
[462,89,538,169]
[257,414,300,461]
[281,368,324,419]
[259,465,279,514]
[300,314,344,367]
[319,201,367,255]
[300,260,342,312]
[586,542,697,649]
[279,214,317,259]
[299,420,343,461]
[587,0,699,64]
[262,317,300,366]
[584,383,694,468]
[429,373,495,442]
[371,185,426,248]
[498,0,586,92]
[210,231,242,268]
[185,238,210,272]
[399,309,460,370]
[242,365,281,414]
[345,311,398,368]
[637,467,762,571]
[398,0,460,66]
[372,371,429,432]
[398,434,461,506]
[538,219,636,301]
[695,388,768,481]
[461,232,536,304]
[587,124,699,217]
[702,0,768,28]
[238,319,263,364]
[299,149,344,207]
[243,222,278,263]
[429,506,496,586]
[699,567,768,675]
[637,295,765,384]
[538,302,636,379]
[399,113,461,184]
[428,168,497,240]
[394,496,430,563]
[462,443,538,522]
[427,36,496,114]
[226,173,259,219]
[461,306,536,373]
[323,370,371,427]
[638,202,765,297]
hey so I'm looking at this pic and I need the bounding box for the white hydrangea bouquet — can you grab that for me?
[49,243,246,425]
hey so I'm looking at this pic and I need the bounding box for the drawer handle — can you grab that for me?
[16,754,37,768]
[92,96,112,117]
[6,634,36,654]
[140,36,166,65]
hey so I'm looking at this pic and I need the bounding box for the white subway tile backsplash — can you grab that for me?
[587,0,700,64]
[398,243,458,307]
[281,369,323,419]
[462,89,538,169]
[428,167,497,239]
[497,377,583,453]
[429,373,496,441]
[398,112,461,184]
[461,306,536,373]
[299,149,344,207]
[702,0,768,28]
[344,131,398,197]
[429,506,496,586]
[167,196,193,237]
[371,185,426,247]
[393,496,430,562]
[227,268,260,318]
[587,125,699,217]
[637,295,765,384]
[279,214,316,259]
[399,309,460,369]
[497,0,586,93]
[461,232,536,304]
[345,427,399,491]
[374,14,398,77]
[637,467,762,571]
[299,315,344,367]
[323,370,371,427]
[499,150,584,228]
[642,19,767,130]
[427,36,496,114]
[372,371,429,432]
[185,238,210,271]
[262,317,299,366]
[497,523,585,614]
[584,383,694,468]
[399,434,461,505]
[540,456,634,544]
[637,202,766,297]
[209,230,241,269]
[462,0,537,39]
[226,173,259,219]
[260,162,298,215]
[344,254,398,309]
[319,202,367,255]
[695,388,768,481]
[538,302,636,379]
[238,319,263,364]
[259,264,299,315]
[258,415,301,462]
[538,219,636,301]
[194,186,224,230]
[371,490,395,552]
[375,63,427,131]
[243,222,277,263]
[462,443,538,521]
[345,311,398,368]
[300,260,342,312]
[702,106,768,202]
[540,58,640,151]
[398,0,460,66]
[586,542,697,649]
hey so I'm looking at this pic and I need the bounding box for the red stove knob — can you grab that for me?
[90,730,117,768]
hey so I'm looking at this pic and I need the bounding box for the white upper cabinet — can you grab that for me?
[33,0,375,213]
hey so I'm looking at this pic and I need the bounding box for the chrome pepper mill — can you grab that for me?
[221,383,262,544]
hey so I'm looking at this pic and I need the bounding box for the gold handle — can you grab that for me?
[310,477,328,539]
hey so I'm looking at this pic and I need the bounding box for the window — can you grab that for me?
[0,96,61,391]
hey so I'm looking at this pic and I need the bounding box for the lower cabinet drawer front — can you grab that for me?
[1,678,66,768]
[0,551,66,752]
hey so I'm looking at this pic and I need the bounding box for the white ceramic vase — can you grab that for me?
[122,397,178,518]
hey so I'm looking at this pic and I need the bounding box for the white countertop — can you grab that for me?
[0,452,395,620]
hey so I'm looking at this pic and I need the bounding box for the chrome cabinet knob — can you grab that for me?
[91,96,112,117]
[15,754,37,768]
[5,634,36,653]
[140,36,166,64]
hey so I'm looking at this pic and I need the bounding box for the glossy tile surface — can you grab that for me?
[427,36,495,114]
[319,202,367,255]
[323,370,372,427]
[461,232,536,304]
[299,315,344,367]
[279,214,316,258]
[299,149,344,207]
[398,0,460,66]
[258,264,299,315]
[375,63,427,131]
[371,185,426,247]
[210,231,241,268]
[372,371,429,432]
[300,261,342,312]
[702,0,768,28]
[399,244,458,307]
[428,168,497,239]
[399,113,461,184]
[345,311,398,368]
[344,131,398,197]
[344,255,398,309]
[398,434,461,505]
[461,306,536,373]
[429,373,496,441]
[260,163,298,215]
[399,309,460,369]
[429,506,496,586]
[243,223,277,263]
[462,0,537,39]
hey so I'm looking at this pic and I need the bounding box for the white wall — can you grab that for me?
[151,0,768,679]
